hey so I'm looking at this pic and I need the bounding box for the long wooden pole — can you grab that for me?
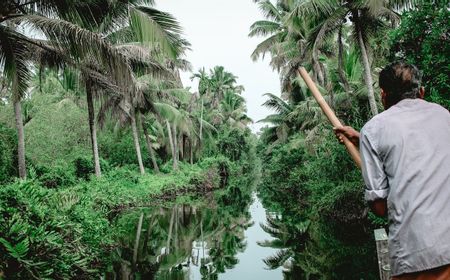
[297,67,361,168]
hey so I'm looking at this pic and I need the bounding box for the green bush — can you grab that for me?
[98,128,149,167]
[73,156,111,180]
[0,123,17,183]
[259,130,383,279]
[389,1,450,109]
[216,127,251,161]
[37,164,76,188]
[0,180,114,279]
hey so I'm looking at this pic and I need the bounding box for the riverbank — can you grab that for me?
[0,156,234,279]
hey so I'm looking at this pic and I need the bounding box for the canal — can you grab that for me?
[106,190,284,279]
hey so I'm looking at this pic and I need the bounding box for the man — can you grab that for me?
[335,62,450,279]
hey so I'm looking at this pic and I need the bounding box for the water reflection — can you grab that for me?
[105,188,286,280]
[106,187,254,280]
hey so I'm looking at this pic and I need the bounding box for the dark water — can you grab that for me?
[106,191,283,279]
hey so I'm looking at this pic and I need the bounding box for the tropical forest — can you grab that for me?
[0,0,448,279]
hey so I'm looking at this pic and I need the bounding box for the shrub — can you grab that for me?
[73,156,111,180]
[0,124,17,183]
[389,1,450,109]
[38,165,76,188]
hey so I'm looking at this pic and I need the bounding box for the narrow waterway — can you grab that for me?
[216,193,283,280]
[108,190,284,279]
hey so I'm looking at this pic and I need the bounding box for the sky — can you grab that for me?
[155,0,280,133]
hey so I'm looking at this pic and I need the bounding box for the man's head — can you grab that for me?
[379,61,424,109]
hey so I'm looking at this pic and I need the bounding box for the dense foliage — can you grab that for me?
[389,1,450,109]
[1,0,448,279]
[0,157,238,279]
[253,0,448,279]
[0,1,256,277]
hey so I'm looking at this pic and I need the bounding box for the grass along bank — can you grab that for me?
[0,156,233,279]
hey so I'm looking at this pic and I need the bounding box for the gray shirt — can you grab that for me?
[360,99,450,276]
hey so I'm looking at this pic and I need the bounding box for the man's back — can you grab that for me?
[360,99,450,275]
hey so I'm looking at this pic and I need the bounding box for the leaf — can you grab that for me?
[0,237,29,260]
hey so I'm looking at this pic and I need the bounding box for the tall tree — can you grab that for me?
[0,0,136,178]
[289,0,421,116]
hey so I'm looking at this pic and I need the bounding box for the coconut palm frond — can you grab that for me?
[15,15,133,86]
[249,20,281,37]
[288,0,338,21]
[114,43,172,78]
[263,249,292,270]
[257,238,286,249]
[129,5,184,59]
[0,25,32,101]
[258,114,285,125]
[251,34,280,61]
[256,0,283,22]
[260,222,283,237]
[262,93,292,114]
[153,102,180,122]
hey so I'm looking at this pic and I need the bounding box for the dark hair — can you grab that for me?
[379,61,423,106]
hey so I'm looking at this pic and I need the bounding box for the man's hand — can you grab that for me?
[369,199,388,217]
[333,126,360,148]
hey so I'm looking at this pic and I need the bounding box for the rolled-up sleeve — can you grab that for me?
[360,128,389,201]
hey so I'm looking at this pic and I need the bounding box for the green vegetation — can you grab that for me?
[252,0,449,279]
[0,1,255,278]
[0,157,239,279]
[389,1,450,109]
[0,0,448,279]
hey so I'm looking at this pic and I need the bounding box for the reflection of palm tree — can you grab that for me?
[112,180,254,278]
[259,215,309,275]
[208,231,246,273]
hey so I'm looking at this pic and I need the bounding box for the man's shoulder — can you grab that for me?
[362,99,449,134]
[361,110,390,136]
[422,100,450,116]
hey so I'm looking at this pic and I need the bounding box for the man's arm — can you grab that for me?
[334,125,389,217]
[369,199,388,217]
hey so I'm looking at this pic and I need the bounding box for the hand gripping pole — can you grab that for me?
[297,67,362,168]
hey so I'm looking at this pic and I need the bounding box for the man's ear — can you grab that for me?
[381,89,387,108]
[419,87,425,99]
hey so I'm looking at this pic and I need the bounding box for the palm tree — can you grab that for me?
[0,0,188,178]
[208,66,242,108]
[90,3,188,175]
[191,68,211,145]
[220,90,253,129]
[0,0,137,178]
[259,93,294,144]
[249,0,320,96]
[289,0,421,116]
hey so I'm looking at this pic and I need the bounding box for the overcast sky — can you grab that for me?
[156,0,280,133]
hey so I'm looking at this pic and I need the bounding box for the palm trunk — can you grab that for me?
[130,108,145,175]
[180,135,185,161]
[355,19,378,116]
[199,96,203,141]
[139,114,159,173]
[189,138,194,165]
[14,100,26,179]
[132,212,144,267]
[166,120,177,170]
[143,217,154,251]
[86,87,101,177]
[166,207,176,255]
[312,51,325,87]
[174,207,178,250]
[173,124,178,162]
[338,26,350,92]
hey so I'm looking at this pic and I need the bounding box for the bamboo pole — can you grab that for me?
[297,67,362,168]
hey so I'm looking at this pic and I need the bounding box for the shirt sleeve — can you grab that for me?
[360,128,389,201]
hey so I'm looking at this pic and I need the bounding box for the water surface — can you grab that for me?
[108,191,283,279]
